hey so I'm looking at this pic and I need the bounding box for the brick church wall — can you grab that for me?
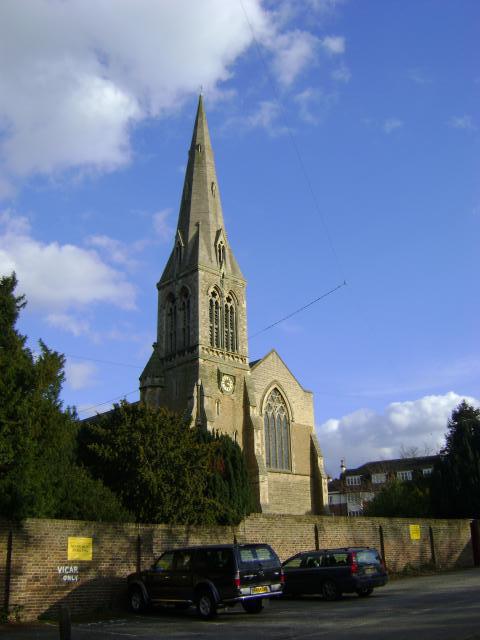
[0,514,473,621]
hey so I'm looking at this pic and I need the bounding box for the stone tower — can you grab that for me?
[140,96,329,514]
[140,96,249,444]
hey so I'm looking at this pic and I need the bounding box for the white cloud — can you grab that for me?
[87,234,138,268]
[47,313,91,337]
[331,64,351,83]
[224,101,288,136]
[65,360,97,390]
[322,35,345,55]
[383,118,403,134]
[152,209,174,241]
[0,0,269,192]
[294,88,337,124]
[0,210,136,311]
[0,0,341,195]
[318,391,480,476]
[449,115,477,131]
[269,30,319,87]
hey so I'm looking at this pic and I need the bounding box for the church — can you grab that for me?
[140,96,328,515]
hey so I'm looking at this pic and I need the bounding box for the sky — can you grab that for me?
[0,0,478,478]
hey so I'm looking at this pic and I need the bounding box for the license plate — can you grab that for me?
[251,586,269,594]
[364,567,375,575]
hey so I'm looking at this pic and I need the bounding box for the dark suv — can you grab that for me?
[127,543,284,619]
[282,547,387,600]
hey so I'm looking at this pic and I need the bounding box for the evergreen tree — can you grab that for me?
[79,401,211,524]
[431,401,480,518]
[363,476,431,518]
[79,402,254,525]
[199,430,254,525]
[0,273,129,522]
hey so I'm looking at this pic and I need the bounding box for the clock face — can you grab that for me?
[221,374,234,393]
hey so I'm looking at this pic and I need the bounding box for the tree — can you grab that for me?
[363,476,431,518]
[79,401,253,525]
[431,401,480,518]
[0,273,129,522]
[199,430,254,525]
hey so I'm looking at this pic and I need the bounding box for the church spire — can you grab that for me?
[160,95,243,283]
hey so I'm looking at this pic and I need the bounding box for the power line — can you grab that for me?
[77,390,138,415]
[250,280,346,339]
[239,0,347,283]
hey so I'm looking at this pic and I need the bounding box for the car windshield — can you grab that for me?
[355,550,381,564]
[237,544,278,567]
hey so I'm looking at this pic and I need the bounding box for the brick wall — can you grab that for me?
[0,514,473,621]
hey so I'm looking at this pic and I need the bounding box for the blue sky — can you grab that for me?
[0,0,478,476]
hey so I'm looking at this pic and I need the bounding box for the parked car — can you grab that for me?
[127,543,284,619]
[282,547,387,600]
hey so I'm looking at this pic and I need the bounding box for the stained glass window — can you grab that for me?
[264,389,291,471]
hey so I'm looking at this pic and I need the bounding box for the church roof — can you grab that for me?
[249,348,312,394]
[159,95,244,284]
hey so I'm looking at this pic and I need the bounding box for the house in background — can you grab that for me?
[328,455,439,516]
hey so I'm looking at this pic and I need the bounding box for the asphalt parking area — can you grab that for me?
[2,570,480,640]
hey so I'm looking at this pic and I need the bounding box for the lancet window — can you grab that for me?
[216,241,225,268]
[179,288,191,349]
[209,289,222,348]
[224,293,237,352]
[166,295,176,355]
[264,388,291,471]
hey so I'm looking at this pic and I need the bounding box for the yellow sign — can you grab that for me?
[68,537,93,561]
[409,524,421,540]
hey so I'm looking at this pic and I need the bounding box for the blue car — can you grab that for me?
[282,547,388,601]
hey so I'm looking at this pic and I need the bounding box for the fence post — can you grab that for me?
[314,524,319,550]
[470,520,480,567]
[379,525,386,570]
[59,605,71,640]
[3,530,13,614]
[136,534,142,573]
[429,526,437,567]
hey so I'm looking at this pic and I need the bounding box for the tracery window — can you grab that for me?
[264,388,290,471]
[209,289,222,348]
[224,293,237,352]
[179,288,190,349]
[166,295,176,355]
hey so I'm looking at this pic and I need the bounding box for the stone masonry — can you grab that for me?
[139,96,328,515]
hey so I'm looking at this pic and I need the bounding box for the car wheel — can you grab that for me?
[322,580,341,601]
[242,599,264,614]
[196,589,217,620]
[129,587,147,613]
[356,587,373,597]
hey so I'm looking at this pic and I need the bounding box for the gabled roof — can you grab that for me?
[249,348,312,393]
[344,455,439,476]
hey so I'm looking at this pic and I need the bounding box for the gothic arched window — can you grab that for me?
[264,388,291,471]
[179,288,190,349]
[209,289,222,348]
[224,293,237,352]
[166,294,176,355]
[216,241,225,268]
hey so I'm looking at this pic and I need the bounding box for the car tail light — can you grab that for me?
[234,571,241,588]
[280,569,285,584]
[349,552,358,575]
